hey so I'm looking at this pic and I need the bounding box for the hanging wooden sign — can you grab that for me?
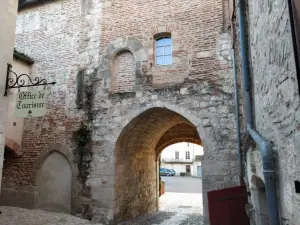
[13,90,48,118]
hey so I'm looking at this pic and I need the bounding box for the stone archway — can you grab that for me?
[114,107,204,222]
[155,123,202,155]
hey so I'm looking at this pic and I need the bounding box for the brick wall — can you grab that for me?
[100,0,231,86]
[1,0,102,216]
[111,51,135,93]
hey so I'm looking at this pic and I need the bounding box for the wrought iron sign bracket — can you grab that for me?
[4,64,56,96]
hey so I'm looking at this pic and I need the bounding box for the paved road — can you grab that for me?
[0,206,204,225]
[119,211,204,225]
[161,176,202,193]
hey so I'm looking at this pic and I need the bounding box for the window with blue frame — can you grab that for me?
[155,36,172,65]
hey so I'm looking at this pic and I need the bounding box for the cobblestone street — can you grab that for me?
[0,190,204,225]
[0,177,204,225]
[0,206,103,225]
[120,191,204,225]
[118,211,203,225]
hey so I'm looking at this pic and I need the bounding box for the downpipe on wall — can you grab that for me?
[235,0,281,224]
[231,48,243,185]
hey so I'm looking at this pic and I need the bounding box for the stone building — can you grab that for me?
[231,0,300,225]
[0,0,18,191]
[1,0,300,224]
[0,0,239,224]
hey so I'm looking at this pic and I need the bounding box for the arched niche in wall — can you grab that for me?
[36,151,72,213]
[33,144,78,214]
[99,37,147,94]
[110,50,136,93]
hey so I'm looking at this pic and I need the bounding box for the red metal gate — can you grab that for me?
[208,185,250,225]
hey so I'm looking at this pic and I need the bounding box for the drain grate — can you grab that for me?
[178,205,192,209]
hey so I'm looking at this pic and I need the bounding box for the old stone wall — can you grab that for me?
[1,0,241,224]
[90,0,238,223]
[245,0,300,224]
[1,0,102,217]
[0,0,18,191]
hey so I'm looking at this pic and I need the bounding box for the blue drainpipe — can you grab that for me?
[237,0,281,224]
[231,48,243,185]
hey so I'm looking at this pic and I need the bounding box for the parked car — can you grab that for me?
[168,169,176,176]
[160,168,176,176]
[160,168,172,176]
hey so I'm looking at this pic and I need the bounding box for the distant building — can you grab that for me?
[160,142,203,177]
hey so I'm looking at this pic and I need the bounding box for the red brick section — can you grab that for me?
[111,51,135,93]
[5,138,21,156]
[231,0,247,133]
[2,89,83,192]
[100,0,231,86]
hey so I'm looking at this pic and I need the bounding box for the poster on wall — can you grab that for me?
[13,89,48,118]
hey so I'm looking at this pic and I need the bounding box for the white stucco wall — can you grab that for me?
[160,142,203,176]
[5,59,29,152]
[0,0,18,190]
[193,161,202,177]
[161,142,203,160]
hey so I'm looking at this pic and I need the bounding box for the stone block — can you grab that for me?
[196,51,214,58]
[0,189,34,209]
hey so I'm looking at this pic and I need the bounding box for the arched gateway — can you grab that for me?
[3,0,240,224]
[114,107,204,222]
[87,103,239,224]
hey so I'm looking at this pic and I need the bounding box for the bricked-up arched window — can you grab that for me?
[111,50,136,93]
[155,36,172,65]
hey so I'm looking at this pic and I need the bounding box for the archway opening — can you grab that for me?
[159,142,204,215]
[114,107,203,222]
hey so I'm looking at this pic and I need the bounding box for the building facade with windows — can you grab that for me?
[160,142,203,177]
[0,0,239,224]
[1,0,300,224]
